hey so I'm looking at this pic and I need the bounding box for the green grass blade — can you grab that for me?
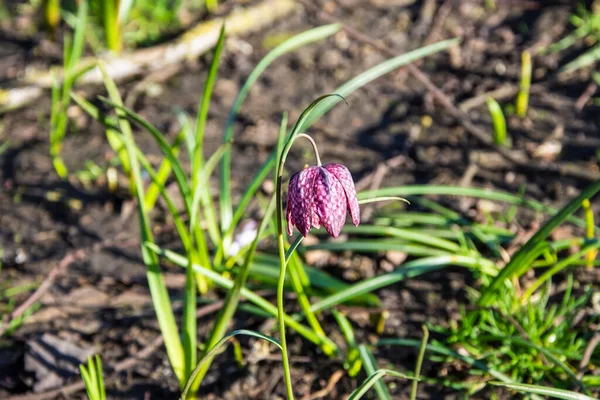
[189,190,278,387]
[136,149,192,251]
[332,310,356,347]
[359,185,595,231]
[299,38,459,131]
[80,363,95,400]
[190,141,231,244]
[486,97,507,146]
[99,97,192,212]
[219,24,341,239]
[249,255,380,307]
[180,329,281,400]
[98,62,185,382]
[489,382,598,400]
[516,50,531,118]
[377,339,514,384]
[410,326,429,400]
[522,239,600,303]
[309,256,479,314]
[561,42,600,73]
[193,23,225,177]
[67,0,88,71]
[358,345,392,400]
[144,130,185,211]
[147,244,338,352]
[348,369,412,400]
[306,240,451,257]
[192,24,226,245]
[480,179,600,305]
[95,355,106,400]
[342,225,462,253]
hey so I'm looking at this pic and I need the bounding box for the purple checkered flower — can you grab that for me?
[286,163,360,238]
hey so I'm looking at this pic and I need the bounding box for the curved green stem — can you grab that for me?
[276,161,295,399]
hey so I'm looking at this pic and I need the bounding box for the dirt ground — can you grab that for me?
[1,0,599,399]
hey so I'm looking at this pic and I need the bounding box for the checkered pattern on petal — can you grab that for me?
[286,172,300,235]
[313,167,347,238]
[286,166,319,236]
[324,163,360,226]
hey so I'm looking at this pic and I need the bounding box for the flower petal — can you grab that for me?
[314,167,347,237]
[287,167,319,236]
[286,172,299,235]
[324,163,360,226]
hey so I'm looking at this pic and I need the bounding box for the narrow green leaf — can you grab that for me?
[348,369,412,400]
[98,63,185,382]
[358,185,595,231]
[358,345,392,400]
[192,24,226,245]
[489,382,598,400]
[486,97,507,146]
[310,255,493,313]
[299,38,459,131]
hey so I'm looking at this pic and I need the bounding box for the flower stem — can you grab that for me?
[296,133,322,166]
[276,179,295,399]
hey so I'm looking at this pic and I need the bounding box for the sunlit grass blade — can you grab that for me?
[180,329,281,400]
[147,243,338,352]
[188,187,278,388]
[561,42,600,73]
[480,179,600,306]
[332,310,362,376]
[70,91,130,174]
[220,24,341,245]
[376,339,514,384]
[521,239,600,303]
[581,199,597,269]
[342,225,462,253]
[144,131,185,211]
[358,345,392,400]
[49,0,88,179]
[299,38,459,131]
[192,24,225,246]
[516,50,531,118]
[358,185,596,231]
[306,240,451,257]
[98,97,192,209]
[489,382,598,400]
[308,255,491,314]
[67,0,88,71]
[348,369,412,400]
[410,326,429,400]
[190,141,232,243]
[249,255,381,307]
[486,97,508,146]
[98,62,184,382]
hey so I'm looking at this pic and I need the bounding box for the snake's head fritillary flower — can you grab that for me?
[286,163,360,238]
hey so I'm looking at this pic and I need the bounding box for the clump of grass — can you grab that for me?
[548,3,600,73]
[80,355,106,400]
